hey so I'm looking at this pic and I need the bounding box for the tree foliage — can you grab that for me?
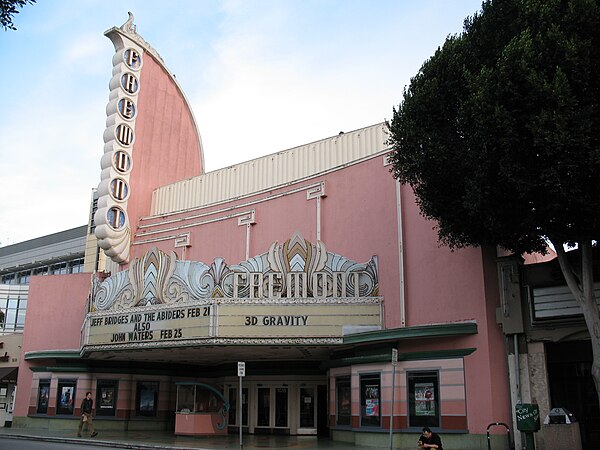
[388,0,599,255]
[387,0,600,404]
[1,0,35,31]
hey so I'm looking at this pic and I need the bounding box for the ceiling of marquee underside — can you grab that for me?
[83,344,335,365]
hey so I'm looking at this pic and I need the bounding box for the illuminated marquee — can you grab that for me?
[83,233,382,349]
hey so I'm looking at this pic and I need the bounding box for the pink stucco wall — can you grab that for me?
[131,156,402,326]
[14,153,511,433]
[126,52,203,238]
[14,273,92,416]
[130,153,510,433]
[400,189,510,432]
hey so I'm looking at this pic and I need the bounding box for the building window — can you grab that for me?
[176,384,194,413]
[50,262,68,275]
[228,387,248,427]
[0,294,26,332]
[56,380,76,415]
[96,379,118,417]
[121,72,139,94]
[33,266,49,276]
[1,274,15,285]
[336,376,351,426]
[360,373,381,427]
[90,196,98,234]
[136,381,158,417]
[123,48,142,70]
[407,371,440,428]
[36,379,51,414]
[17,271,30,284]
[69,259,84,274]
[116,123,134,146]
[118,98,136,120]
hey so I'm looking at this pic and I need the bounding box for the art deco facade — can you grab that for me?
[12,14,582,449]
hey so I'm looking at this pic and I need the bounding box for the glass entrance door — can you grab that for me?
[299,387,314,428]
[255,386,289,431]
[257,387,270,427]
[275,387,288,427]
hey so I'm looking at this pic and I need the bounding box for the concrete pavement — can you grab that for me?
[0,427,392,449]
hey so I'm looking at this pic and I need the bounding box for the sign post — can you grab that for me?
[390,348,398,450]
[237,362,245,449]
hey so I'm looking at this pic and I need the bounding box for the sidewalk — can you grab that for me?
[0,426,390,449]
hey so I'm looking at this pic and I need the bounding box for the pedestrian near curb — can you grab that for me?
[78,391,98,438]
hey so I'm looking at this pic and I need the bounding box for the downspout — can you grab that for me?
[514,334,521,403]
[396,180,406,327]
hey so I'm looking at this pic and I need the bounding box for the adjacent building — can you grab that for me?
[497,251,600,449]
[0,225,91,426]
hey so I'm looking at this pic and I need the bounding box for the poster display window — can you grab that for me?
[408,371,440,428]
[36,379,50,414]
[136,381,159,417]
[56,380,76,415]
[336,377,351,426]
[96,380,118,416]
[360,374,381,427]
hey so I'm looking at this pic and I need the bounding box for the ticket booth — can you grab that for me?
[174,382,229,436]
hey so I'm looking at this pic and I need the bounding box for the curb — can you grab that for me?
[0,433,199,450]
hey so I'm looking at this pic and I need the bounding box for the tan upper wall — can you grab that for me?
[150,123,388,216]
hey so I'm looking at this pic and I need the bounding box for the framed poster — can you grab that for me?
[136,381,159,417]
[36,380,50,414]
[360,374,381,427]
[56,380,76,415]
[96,380,118,416]
[408,371,440,428]
[415,382,435,416]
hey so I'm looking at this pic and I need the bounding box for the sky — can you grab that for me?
[0,0,483,246]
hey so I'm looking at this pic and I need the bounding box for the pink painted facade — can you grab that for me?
[12,15,512,449]
[15,273,92,417]
[126,52,203,235]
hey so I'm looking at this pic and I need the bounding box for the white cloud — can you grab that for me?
[0,0,483,245]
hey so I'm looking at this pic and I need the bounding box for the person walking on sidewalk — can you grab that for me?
[78,392,98,438]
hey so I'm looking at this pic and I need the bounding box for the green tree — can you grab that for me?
[387,0,600,404]
[1,0,35,31]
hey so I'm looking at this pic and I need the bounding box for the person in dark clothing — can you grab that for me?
[78,391,98,438]
[418,426,443,449]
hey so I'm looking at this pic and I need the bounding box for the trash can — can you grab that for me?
[543,407,576,424]
[542,407,582,450]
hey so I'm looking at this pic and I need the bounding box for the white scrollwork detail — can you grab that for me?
[92,235,379,310]
[94,270,132,310]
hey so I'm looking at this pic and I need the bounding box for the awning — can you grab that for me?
[0,367,18,383]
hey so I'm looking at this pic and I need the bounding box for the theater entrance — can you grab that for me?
[226,379,326,436]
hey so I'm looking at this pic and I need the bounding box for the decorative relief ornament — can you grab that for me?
[92,233,379,311]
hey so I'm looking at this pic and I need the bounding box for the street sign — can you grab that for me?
[237,361,246,377]
[391,348,398,366]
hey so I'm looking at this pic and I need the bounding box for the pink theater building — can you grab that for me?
[12,15,512,449]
